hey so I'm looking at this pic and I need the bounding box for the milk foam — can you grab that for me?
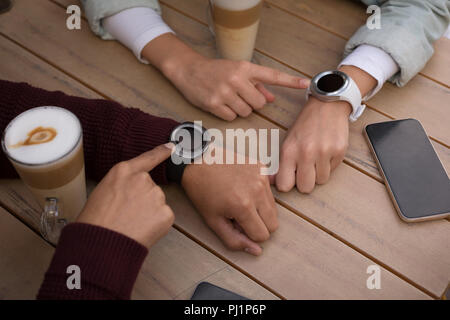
[214,0,261,11]
[4,107,81,165]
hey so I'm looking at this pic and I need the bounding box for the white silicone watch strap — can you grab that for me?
[305,76,366,122]
[341,77,366,122]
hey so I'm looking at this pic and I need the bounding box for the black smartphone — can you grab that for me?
[365,119,450,222]
[191,282,249,300]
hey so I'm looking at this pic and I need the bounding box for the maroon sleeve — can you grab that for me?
[0,80,179,184]
[37,223,148,300]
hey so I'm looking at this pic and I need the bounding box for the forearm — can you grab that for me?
[37,223,148,300]
[346,0,449,86]
[0,80,179,183]
[141,33,205,83]
[102,8,204,83]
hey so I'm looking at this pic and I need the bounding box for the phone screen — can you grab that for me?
[191,282,249,300]
[365,119,450,221]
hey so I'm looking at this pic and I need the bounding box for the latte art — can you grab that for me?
[2,106,86,222]
[9,126,57,148]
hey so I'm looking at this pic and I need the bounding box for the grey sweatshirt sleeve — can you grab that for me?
[345,0,449,86]
[81,0,162,40]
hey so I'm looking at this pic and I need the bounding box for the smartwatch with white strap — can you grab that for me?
[306,70,367,122]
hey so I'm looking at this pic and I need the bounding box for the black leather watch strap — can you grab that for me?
[166,157,188,184]
[166,121,209,184]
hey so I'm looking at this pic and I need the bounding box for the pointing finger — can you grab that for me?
[127,143,175,173]
[251,65,310,89]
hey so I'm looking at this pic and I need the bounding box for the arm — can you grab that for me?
[38,145,175,299]
[141,32,308,120]
[80,0,162,40]
[275,0,449,194]
[0,80,279,256]
[0,80,179,183]
[98,7,308,121]
[346,0,450,86]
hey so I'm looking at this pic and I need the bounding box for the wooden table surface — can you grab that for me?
[0,0,449,300]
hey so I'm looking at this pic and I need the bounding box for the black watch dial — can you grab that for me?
[317,72,345,93]
[170,122,209,160]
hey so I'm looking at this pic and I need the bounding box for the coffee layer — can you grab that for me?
[12,142,85,189]
[213,1,262,29]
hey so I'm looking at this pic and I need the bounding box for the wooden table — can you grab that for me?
[0,0,449,300]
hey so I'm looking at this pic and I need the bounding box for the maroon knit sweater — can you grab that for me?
[0,80,180,299]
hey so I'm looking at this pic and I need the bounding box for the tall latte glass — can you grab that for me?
[208,0,263,61]
[2,106,87,243]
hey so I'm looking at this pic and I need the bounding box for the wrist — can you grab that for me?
[307,96,352,118]
[338,65,377,99]
[164,51,206,84]
[141,33,206,83]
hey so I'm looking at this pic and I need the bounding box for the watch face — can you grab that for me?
[0,0,12,13]
[317,73,345,93]
[312,70,349,96]
[170,122,209,160]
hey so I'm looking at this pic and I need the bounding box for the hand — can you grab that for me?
[181,151,278,256]
[169,56,309,121]
[142,34,309,121]
[275,97,351,193]
[275,65,378,193]
[77,143,176,249]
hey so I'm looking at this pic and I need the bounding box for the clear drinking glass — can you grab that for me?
[2,106,87,244]
[207,0,263,61]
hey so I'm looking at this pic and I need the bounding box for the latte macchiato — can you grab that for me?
[209,0,263,61]
[2,107,87,224]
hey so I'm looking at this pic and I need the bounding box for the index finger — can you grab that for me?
[127,143,175,173]
[251,65,310,89]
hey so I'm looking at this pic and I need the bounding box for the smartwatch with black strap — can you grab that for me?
[166,122,210,183]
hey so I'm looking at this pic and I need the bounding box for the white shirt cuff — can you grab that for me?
[103,7,175,64]
[339,44,399,100]
[444,25,450,39]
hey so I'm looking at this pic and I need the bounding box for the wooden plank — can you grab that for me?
[421,38,450,87]
[0,40,277,301]
[160,0,450,147]
[0,206,53,300]
[165,185,430,299]
[2,0,448,298]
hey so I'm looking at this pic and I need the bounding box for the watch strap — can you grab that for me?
[340,77,366,122]
[166,153,188,184]
[306,73,366,122]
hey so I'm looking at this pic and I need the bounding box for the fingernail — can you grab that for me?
[164,142,175,152]
[300,79,310,87]
[244,247,261,256]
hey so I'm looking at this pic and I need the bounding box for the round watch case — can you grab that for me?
[169,122,210,161]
